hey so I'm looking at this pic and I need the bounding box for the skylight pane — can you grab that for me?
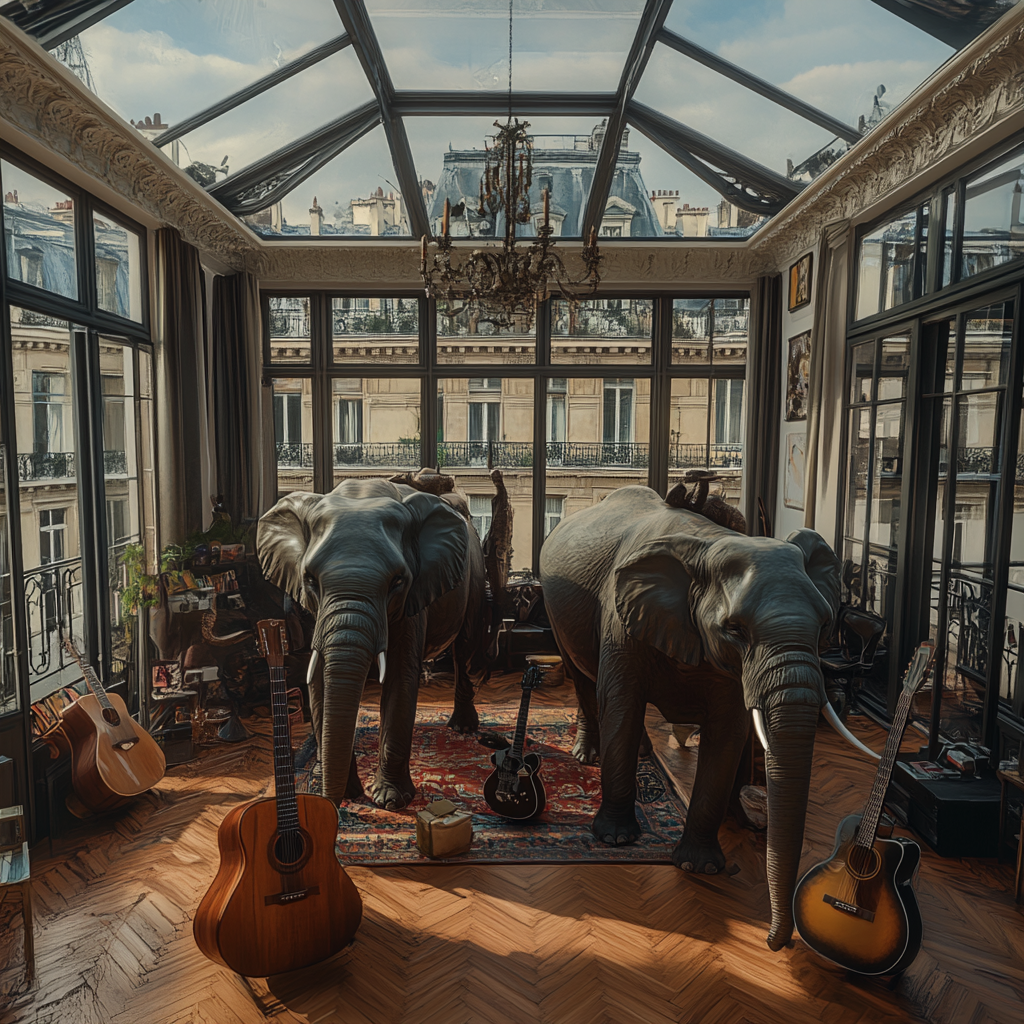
[367,0,644,90]
[408,116,616,240]
[244,126,410,237]
[662,0,955,134]
[170,50,373,186]
[78,0,339,132]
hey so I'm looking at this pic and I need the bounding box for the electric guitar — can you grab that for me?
[60,638,166,813]
[793,640,936,976]
[193,620,362,976]
[483,664,546,821]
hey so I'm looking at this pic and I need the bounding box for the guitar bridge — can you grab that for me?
[823,894,875,922]
[265,885,320,906]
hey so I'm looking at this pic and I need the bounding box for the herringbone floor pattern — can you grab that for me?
[0,673,1020,1024]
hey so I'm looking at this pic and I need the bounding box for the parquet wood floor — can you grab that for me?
[0,672,1020,1024]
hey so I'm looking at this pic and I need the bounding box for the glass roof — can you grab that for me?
[3,0,1018,240]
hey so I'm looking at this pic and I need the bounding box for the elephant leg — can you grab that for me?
[672,693,747,875]
[448,641,480,734]
[371,619,424,810]
[565,656,600,765]
[592,651,645,845]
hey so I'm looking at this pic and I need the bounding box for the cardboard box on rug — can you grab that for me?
[415,799,473,859]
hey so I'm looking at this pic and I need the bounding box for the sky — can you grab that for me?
[72,0,968,233]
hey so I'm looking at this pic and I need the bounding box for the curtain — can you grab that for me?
[154,228,207,544]
[803,220,850,546]
[744,274,782,535]
[211,271,263,523]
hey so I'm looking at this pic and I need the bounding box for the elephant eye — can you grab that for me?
[304,571,318,590]
[389,574,405,591]
[724,621,748,642]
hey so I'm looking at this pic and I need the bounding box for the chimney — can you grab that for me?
[310,195,324,235]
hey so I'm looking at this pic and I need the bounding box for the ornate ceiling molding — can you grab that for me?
[752,9,1024,267]
[0,22,260,271]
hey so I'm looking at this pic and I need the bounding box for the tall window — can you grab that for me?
[38,508,66,564]
[603,379,634,444]
[547,378,566,444]
[714,379,744,445]
[334,379,363,445]
[469,495,492,540]
[469,378,501,444]
[32,371,64,453]
[545,496,564,537]
[274,391,303,445]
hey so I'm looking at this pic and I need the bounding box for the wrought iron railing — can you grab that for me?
[24,556,84,700]
[18,451,75,480]
[332,303,418,336]
[278,440,745,471]
[103,449,127,475]
[269,309,310,338]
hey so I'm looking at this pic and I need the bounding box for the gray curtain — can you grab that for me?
[154,228,207,543]
[744,274,783,536]
[211,272,264,523]
[803,220,850,546]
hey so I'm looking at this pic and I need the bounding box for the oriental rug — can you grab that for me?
[295,703,688,865]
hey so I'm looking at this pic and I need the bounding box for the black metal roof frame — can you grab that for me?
[5,0,1013,238]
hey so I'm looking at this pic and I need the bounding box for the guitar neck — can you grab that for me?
[67,643,115,714]
[269,665,299,835]
[508,677,538,761]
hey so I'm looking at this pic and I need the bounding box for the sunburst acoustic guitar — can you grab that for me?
[193,619,362,977]
[793,640,936,976]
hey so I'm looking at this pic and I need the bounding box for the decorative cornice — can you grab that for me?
[752,8,1024,266]
[0,21,260,271]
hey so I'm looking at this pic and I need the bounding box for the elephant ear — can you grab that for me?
[786,528,841,625]
[614,535,708,666]
[402,490,468,617]
[257,491,325,610]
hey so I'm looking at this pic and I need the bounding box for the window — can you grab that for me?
[547,378,566,444]
[32,371,65,454]
[106,499,128,545]
[603,379,634,444]
[958,144,1024,282]
[18,248,43,289]
[274,391,303,446]
[469,401,500,443]
[855,205,928,321]
[96,257,119,313]
[334,379,363,446]
[714,379,744,445]
[39,508,66,565]
[469,495,492,540]
[545,496,564,537]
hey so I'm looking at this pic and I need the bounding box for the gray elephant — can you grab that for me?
[257,478,486,808]
[539,485,849,951]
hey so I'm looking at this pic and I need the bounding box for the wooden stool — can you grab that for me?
[0,840,34,984]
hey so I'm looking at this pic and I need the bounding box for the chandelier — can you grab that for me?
[419,0,602,331]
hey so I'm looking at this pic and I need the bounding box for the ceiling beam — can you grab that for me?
[332,0,429,238]
[627,101,802,216]
[0,0,136,49]
[392,92,617,117]
[868,0,1004,49]
[580,0,675,240]
[208,101,380,216]
[153,35,351,147]
[657,28,861,145]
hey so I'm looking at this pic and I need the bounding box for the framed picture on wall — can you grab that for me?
[784,432,806,511]
[788,252,812,312]
[785,330,811,421]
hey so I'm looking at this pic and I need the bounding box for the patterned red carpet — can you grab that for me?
[297,703,687,864]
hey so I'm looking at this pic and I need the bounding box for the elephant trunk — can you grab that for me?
[757,659,822,951]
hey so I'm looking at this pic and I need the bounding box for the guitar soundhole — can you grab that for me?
[846,845,881,880]
[102,707,121,727]
[272,829,308,869]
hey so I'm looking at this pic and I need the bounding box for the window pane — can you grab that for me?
[0,443,18,715]
[1001,402,1024,708]
[877,334,910,401]
[672,299,711,365]
[850,341,874,405]
[93,213,143,321]
[2,160,78,300]
[868,403,904,549]
[551,298,652,365]
[547,377,649,536]
[437,378,533,574]
[951,391,1003,574]
[712,299,749,367]
[267,297,311,364]
[961,144,1024,280]
[332,298,419,365]
[437,302,535,365]
[11,308,86,701]
[855,207,920,320]
[942,190,957,288]
[961,301,1013,391]
[273,379,313,496]
[331,378,421,487]
[845,407,870,542]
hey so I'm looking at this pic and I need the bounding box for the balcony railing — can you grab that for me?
[17,450,127,481]
[277,440,745,472]
[104,449,127,475]
[24,556,84,700]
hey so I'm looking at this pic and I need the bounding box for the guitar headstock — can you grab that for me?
[256,619,289,668]
[901,640,936,696]
[522,665,544,691]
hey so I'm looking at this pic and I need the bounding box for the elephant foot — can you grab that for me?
[572,728,600,765]
[592,805,641,846]
[369,773,416,811]
[447,702,479,734]
[671,833,726,875]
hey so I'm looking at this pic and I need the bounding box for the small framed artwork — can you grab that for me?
[784,432,806,511]
[788,252,812,312]
[785,330,811,421]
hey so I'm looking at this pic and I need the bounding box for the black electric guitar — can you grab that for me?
[793,640,936,976]
[483,665,546,821]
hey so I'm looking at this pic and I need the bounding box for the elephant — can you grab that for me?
[257,477,487,808]
[539,484,850,951]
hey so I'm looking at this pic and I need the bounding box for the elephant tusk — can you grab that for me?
[378,651,386,685]
[821,700,882,761]
[751,708,769,751]
[306,648,319,688]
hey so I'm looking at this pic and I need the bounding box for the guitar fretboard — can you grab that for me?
[66,642,115,714]
[269,665,299,835]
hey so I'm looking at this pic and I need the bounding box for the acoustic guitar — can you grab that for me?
[193,619,362,977]
[793,640,936,976]
[60,638,166,813]
[483,664,546,820]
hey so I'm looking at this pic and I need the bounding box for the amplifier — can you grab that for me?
[885,758,1001,857]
